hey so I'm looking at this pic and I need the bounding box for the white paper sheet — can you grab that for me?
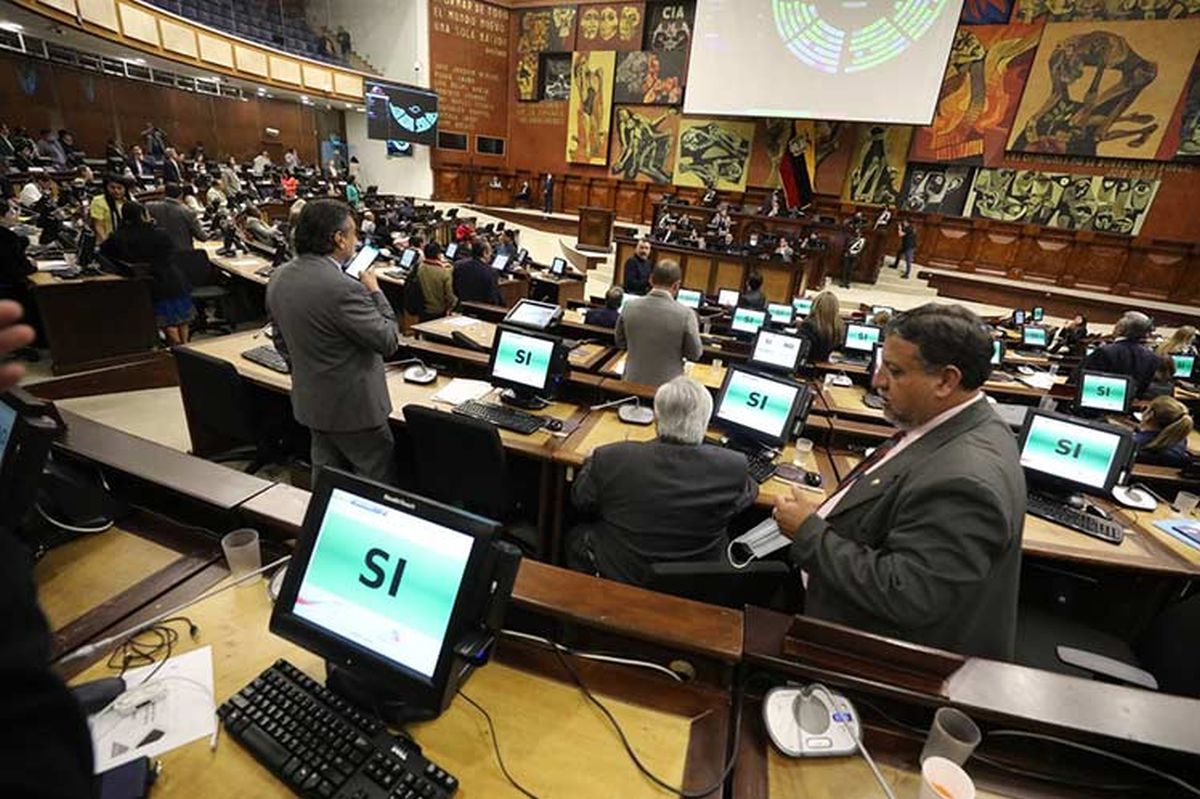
[431,378,494,406]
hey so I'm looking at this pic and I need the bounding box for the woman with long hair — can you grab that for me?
[1155,326,1197,358]
[798,290,843,363]
[88,174,127,243]
[1134,395,1194,467]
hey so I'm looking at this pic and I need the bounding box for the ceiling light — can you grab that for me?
[0,22,24,32]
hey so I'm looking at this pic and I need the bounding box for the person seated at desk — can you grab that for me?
[774,303,1025,659]
[1134,396,1194,468]
[1049,314,1089,357]
[414,241,457,321]
[800,230,825,252]
[101,201,195,345]
[17,174,55,210]
[760,190,786,218]
[515,179,531,204]
[162,147,185,185]
[741,271,767,310]
[657,222,682,246]
[88,174,127,244]
[280,171,299,200]
[267,199,399,485]
[567,376,758,586]
[239,205,280,246]
[126,144,152,181]
[452,239,503,306]
[360,210,376,237]
[775,236,794,262]
[707,203,733,236]
[616,260,702,386]
[146,183,206,251]
[871,308,892,328]
[1083,311,1159,398]
[585,286,623,329]
[1155,325,1197,360]
[623,238,653,295]
[494,229,517,259]
[181,183,205,216]
[798,291,842,363]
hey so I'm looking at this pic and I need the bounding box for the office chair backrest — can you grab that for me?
[401,404,511,521]
[172,347,255,445]
[175,248,221,288]
[646,559,795,611]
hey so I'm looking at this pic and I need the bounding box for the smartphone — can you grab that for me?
[344,243,380,280]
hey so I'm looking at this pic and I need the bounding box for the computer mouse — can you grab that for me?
[1067,494,1086,510]
[804,471,823,488]
[544,418,564,432]
[402,365,437,384]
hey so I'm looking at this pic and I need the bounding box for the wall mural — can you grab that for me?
[643,0,696,53]
[516,53,539,101]
[899,163,976,215]
[516,6,577,52]
[672,117,754,191]
[1013,0,1199,21]
[965,167,1160,234]
[566,50,617,164]
[540,54,573,101]
[842,124,914,205]
[1007,20,1200,160]
[962,0,1015,24]
[610,105,680,182]
[613,50,686,104]
[910,24,1042,165]
[577,3,645,52]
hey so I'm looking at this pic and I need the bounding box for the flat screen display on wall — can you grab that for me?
[365,79,440,146]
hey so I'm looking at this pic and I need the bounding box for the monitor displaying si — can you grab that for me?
[1172,353,1196,380]
[1076,372,1134,415]
[1022,325,1048,349]
[713,367,809,447]
[991,339,1005,366]
[1013,309,1026,326]
[750,330,809,374]
[550,257,567,276]
[504,299,562,332]
[1031,306,1045,322]
[445,242,459,260]
[717,288,740,307]
[399,248,418,269]
[488,326,564,400]
[365,79,439,145]
[732,308,767,334]
[767,303,794,325]
[343,244,380,280]
[491,254,510,272]
[270,469,499,719]
[676,289,703,309]
[792,297,813,317]
[1018,410,1133,495]
[844,323,881,354]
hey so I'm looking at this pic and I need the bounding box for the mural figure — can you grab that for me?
[676,122,752,188]
[611,107,678,182]
[848,126,904,204]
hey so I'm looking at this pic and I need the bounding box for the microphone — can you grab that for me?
[590,395,654,426]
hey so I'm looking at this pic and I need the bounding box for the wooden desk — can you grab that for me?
[597,352,727,390]
[28,270,158,374]
[200,240,271,287]
[529,272,586,308]
[410,316,613,372]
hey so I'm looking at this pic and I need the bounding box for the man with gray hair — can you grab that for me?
[567,376,757,586]
[615,259,703,387]
[1082,311,1159,398]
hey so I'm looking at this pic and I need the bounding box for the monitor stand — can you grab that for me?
[836,352,871,367]
[499,388,549,411]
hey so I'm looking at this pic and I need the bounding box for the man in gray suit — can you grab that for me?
[568,376,757,586]
[615,260,702,387]
[774,303,1025,660]
[146,184,206,252]
[266,200,400,485]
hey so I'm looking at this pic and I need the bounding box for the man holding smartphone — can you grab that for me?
[267,200,400,485]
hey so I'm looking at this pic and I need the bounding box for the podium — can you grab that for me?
[577,206,615,253]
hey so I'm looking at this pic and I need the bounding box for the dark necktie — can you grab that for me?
[837,430,908,491]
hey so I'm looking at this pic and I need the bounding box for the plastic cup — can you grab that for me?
[920,707,981,766]
[222,528,262,585]
[792,437,814,467]
[919,756,976,799]
[1174,491,1199,516]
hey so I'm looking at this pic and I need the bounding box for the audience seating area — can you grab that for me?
[143,0,345,65]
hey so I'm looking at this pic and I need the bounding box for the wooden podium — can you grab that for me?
[576,206,615,253]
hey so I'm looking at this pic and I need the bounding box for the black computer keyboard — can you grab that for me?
[218,659,458,799]
[453,399,545,435]
[1027,494,1124,545]
[242,345,291,374]
[746,452,779,484]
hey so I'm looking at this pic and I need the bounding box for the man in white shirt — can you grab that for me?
[773,303,1026,660]
[251,150,272,177]
[18,175,52,208]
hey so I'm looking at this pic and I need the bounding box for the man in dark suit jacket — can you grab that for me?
[584,286,622,329]
[622,239,652,295]
[774,304,1025,660]
[452,240,503,306]
[1082,311,1160,398]
[267,200,400,485]
[162,147,185,184]
[146,183,206,252]
[568,376,757,586]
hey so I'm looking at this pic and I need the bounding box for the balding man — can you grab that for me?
[615,260,702,387]
[1083,311,1160,397]
[568,376,758,586]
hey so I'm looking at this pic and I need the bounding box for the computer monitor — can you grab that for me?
[1076,371,1135,415]
[713,367,810,448]
[792,297,813,317]
[491,254,510,272]
[1032,306,1045,322]
[1171,353,1196,380]
[515,248,528,266]
[1018,410,1134,497]
[487,325,567,409]
[843,323,881,354]
[991,339,1005,366]
[503,299,563,331]
[270,468,502,723]
[1022,325,1048,349]
[750,330,809,374]
[399,248,419,269]
[0,391,60,528]
[445,242,459,260]
[1012,309,1026,326]
[717,288,740,307]
[550,257,567,276]
[767,303,794,326]
[676,289,702,309]
[731,308,767,335]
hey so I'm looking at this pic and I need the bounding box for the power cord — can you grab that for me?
[106,617,199,683]
[458,690,541,799]
[806,684,896,799]
[500,629,684,683]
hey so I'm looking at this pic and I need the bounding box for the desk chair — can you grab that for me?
[646,559,798,612]
[401,404,539,554]
[172,347,288,474]
[176,249,233,337]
